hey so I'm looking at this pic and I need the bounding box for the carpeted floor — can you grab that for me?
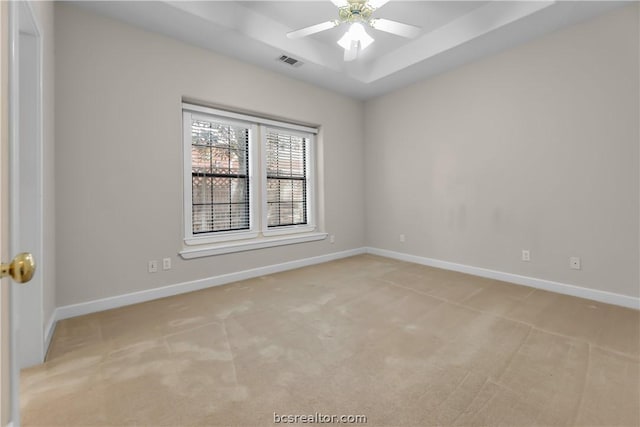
[21,254,640,426]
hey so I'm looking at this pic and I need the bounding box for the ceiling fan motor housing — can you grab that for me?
[339,0,374,23]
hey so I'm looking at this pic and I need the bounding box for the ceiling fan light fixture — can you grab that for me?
[336,32,352,50]
[337,22,374,51]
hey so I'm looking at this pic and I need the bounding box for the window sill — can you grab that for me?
[179,232,328,259]
[185,231,260,246]
[262,225,316,237]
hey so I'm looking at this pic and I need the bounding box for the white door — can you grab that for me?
[1,1,43,425]
[12,0,44,371]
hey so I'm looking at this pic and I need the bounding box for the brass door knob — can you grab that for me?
[1,253,35,283]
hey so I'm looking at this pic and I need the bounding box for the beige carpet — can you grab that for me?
[21,254,640,426]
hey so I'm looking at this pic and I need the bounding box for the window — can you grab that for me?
[191,118,251,234]
[181,104,324,258]
[264,128,309,230]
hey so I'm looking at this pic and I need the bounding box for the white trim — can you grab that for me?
[182,110,191,242]
[261,127,316,236]
[51,246,638,331]
[183,102,318,134]
[366,247,640,310]
[44,310,56,356]
[182,112,259,244]
[261,225,316,238]
[55,247,364,321]
[183,110,321,255]
[180,232,327,259]
[184,231,261,247]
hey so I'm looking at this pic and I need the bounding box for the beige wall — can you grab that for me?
[54,4,365,306]
[365,4,639,298]
[55,3,638,307]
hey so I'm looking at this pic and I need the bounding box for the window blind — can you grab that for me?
[265,130,308,228]
[191,118,250,234]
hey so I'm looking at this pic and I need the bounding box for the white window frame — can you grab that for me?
[181,103,325,259]
[261,126,316,237]
[183,111,259,246]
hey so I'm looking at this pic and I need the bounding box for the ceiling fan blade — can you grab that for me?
[370,18,421,38]
[343,40,359,62]
[287,20,339,39]
[331,0,349,7]
[368,0,390,9]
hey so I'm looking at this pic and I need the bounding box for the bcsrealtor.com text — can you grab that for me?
[274,412,367,424]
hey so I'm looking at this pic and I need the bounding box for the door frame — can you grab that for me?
[1,2,10,426]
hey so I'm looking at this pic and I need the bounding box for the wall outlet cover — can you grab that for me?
[148,260,158,273]
[570,257,581,270]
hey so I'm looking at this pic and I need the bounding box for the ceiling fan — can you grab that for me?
[286,0,421,62]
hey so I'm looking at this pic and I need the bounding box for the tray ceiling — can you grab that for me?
[73,1,629,99]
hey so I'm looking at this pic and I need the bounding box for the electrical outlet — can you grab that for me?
[400,234,406,243]
[570,257,581,270]
[329,235,335,244]
[148,260,158,273]
[521,250,530,262]
[162,257,171,270]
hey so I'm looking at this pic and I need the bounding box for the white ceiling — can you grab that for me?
[73,1,629,100]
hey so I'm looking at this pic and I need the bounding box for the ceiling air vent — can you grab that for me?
[277,55,303,68]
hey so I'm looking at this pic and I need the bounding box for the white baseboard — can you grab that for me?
[55,248,366,321]
[366,247,639,310]
[50,245,638,328]
[44,310,57,356]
